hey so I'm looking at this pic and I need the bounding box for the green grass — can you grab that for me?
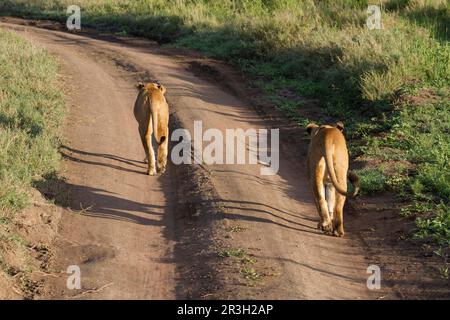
[0,28,64,293]
[219,247,256,263]
[0,29,64,213]
[240,267,262,283]
[356,167,388,195]
[218,248,246,258]
[219,247,258,283]
[0,0,448,246]
[415,203,450,247]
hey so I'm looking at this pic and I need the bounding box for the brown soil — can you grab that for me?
[0,17,448,300]
[0,188,62,299]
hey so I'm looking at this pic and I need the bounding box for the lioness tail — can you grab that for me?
[323,138,359,197]
[347,171,359,197]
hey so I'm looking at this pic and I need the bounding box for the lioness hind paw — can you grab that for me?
[333,229,345,237]
[157,166,166,174]
[147,168,157,176]
[317,221,333,234]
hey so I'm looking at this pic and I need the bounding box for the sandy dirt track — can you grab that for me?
[0,19,399,300]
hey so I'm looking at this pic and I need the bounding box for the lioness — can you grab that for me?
[306,122,359,237]
[134,82,169,175]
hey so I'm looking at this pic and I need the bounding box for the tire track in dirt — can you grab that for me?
[0,19,391,299]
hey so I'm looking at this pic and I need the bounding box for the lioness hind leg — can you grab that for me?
[157,128,168,174]
[139,124,148,155]
[145,122,156,176]
[325,183,335,221]
[146,137,156,176]
[333,193,346,237]
[139,133,149,165]
[312,181,333,234]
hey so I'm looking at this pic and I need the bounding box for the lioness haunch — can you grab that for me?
[134,82,169,175]
[306,122,359,237]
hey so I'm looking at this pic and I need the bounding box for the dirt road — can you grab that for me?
[0,18,393,299]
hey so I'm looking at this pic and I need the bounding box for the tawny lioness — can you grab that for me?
[134,82,169,175]
[306,122,359,237]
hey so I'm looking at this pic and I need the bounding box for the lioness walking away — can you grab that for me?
[134,82,169,175]
[306,122,359,237]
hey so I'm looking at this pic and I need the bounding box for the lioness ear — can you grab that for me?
[159,84,166,95]
[306,123,318,135]
[336,121,344,131]
[136,82,145,90]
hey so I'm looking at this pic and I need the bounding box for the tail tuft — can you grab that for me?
[348,171,360,197]
[159,136,166,144]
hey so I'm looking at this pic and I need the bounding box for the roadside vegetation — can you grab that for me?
[0,0,448,248]
[0,29,64,212]
[219,247,261,284]
[0,28,64,294]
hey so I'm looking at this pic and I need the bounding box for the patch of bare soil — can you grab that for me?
[349,195,449,299]
[0,188,61,299]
